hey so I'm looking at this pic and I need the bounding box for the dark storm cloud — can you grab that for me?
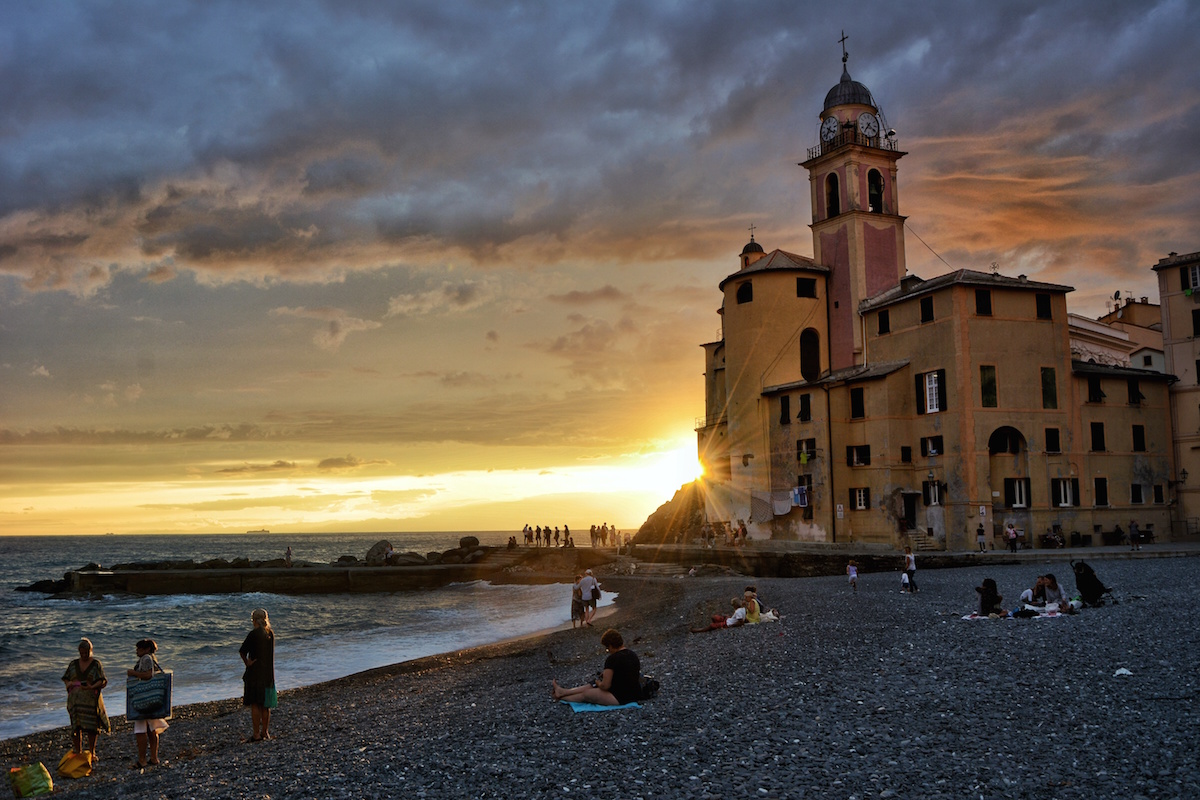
[0,1,1195,295]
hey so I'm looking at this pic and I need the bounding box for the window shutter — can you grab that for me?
[1072,478,1080,507]
[1051,479,1061,507]
[861,446,871,466]
[922,482,931,506]
[1004,478,1015,507]
[846,446,854,466]
[916,374,926,414]
[849,488,857,508]
[1022,479,1031,504]
[936,369,947,411]
[864,490,871,509]
[940,481,948,503]
[1184,266,1192,290]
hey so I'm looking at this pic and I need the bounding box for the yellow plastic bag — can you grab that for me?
[57,750,92,779]
[8,763,53,797]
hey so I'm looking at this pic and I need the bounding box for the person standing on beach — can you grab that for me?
[976,524,987,553]
[239,608,276,742]
[570,575,585,628]
[903,547,919,592]
[62,637,109,760]
[126,639,168,768]
[847,560,858,592]
[552,629,640,706]
[577,569,600,627]
[285,546,292,567]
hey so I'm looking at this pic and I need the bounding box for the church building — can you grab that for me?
[696,50,1175,551]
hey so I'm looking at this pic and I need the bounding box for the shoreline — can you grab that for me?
[5,558,1197,798]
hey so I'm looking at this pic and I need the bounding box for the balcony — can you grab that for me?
[806,129,900,162]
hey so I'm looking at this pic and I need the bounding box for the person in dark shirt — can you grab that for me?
[551,629,641,706]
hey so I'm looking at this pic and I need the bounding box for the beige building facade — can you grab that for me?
[696,58,1176,550]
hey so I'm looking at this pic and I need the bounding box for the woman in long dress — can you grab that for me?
[62,638,110,758]
[239,608,276,741]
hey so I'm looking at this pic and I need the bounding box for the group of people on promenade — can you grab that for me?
[687,520,749,548]
[522,523,573,547]
[59,607,276,773]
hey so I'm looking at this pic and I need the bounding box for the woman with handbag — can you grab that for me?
[126,639,168,768]
[62,638,110,761]
[239,608,276,742]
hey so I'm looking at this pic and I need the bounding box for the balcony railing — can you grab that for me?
[806,129,899,161]
[695,413,728,430]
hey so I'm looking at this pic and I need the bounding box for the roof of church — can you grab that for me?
[824,66,877,112]
[859,268,1075,312]
[763,359,910,396]
[740,238,764,256]
[719,249,827,291]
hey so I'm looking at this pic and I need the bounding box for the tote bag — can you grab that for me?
[8,763,53,797]
[126,659,173,720]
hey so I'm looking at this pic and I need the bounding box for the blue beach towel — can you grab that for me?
[560,700,641,713]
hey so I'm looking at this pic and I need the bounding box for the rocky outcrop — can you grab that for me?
[635,480,704,545]
[365,541,393,565]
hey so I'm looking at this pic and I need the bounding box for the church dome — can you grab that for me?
[823,66,877,113]
[740,237,764,256]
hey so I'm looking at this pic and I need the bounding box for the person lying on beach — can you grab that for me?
[551,628,641,706]
[689,598,748,632]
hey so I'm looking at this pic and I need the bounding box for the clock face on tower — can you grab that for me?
[820,116,839,142]
[857,112,880,138]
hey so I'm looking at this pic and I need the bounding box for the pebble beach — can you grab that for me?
[4,554,1197,799]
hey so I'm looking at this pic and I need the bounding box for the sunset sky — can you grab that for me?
[3,1,1198,536]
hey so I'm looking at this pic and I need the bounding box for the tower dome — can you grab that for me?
[740,236,764,257]
[823,65,877,113]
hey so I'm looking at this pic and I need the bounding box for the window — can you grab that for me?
[850,387,865,419]
[1090,422,1105,451]
[798,393,812,422]
[779,395,791,425]
[1035,293,1052,320]
[989,428,1022,455]
[1051,478,1080,507]
[922,480,943,507]
[867,169,884,213]
[980,365,997,407]
[1182,263,1200,290]
[849,487,870,510]
[1127,379,1145,405]
[1087,376,1105,403]
[796,438,817,462]
[799,329,821,382]
[1132,424,1146,452]
[1045,428,1061,453]
[826,173,840,218]
[736,281,753,304]
[1041,367,1057,409]
[920,435,943,457]
[846,445,871,466]
[1154,484,1165,504]
[1131,484,1144,505]
[1094,477,1109,506]
[1193,309,1200,337]
[916,369,946,414]
[920,296,934,323]
[1004,478,1030,509]
[1143,355,1153,367]
[796,278,817,298]
[900,446,912,463]
[877,309,890,334]
[975,289,992,316]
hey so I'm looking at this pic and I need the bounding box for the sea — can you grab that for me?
[0,532,611,742]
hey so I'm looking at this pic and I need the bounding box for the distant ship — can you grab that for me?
[246,529,270,534]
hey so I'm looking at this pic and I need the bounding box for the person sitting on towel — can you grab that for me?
[975,578,1005,616]
[1042,573,1069,610]
[551,629,641,706]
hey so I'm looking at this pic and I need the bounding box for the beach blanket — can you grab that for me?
[560,700,641,713]
[962,605,1070,621]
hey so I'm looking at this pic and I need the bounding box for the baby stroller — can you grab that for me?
[1071,560,1113,606]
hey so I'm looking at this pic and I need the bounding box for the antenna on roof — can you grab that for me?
[1113,290,1121,300]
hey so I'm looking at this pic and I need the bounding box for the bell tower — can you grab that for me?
[800,35,907,371]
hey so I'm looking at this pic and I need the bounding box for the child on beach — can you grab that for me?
[900,572,910,593]
[847,560,858,592]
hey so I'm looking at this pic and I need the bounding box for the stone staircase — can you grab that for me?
[904,530,941,551]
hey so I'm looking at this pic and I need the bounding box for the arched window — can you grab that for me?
[988,427,1024,455]
[867,169,884,214]
[736,281,753,304]
[800,328,821,382]
[825,173,840,218]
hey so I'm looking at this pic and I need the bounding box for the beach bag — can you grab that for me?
[639,675,660,701]
[126,658,172,720]
[591,586,602,601]
[8,763,53,797]
[56,751,92,779]
[264,687,278,709]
